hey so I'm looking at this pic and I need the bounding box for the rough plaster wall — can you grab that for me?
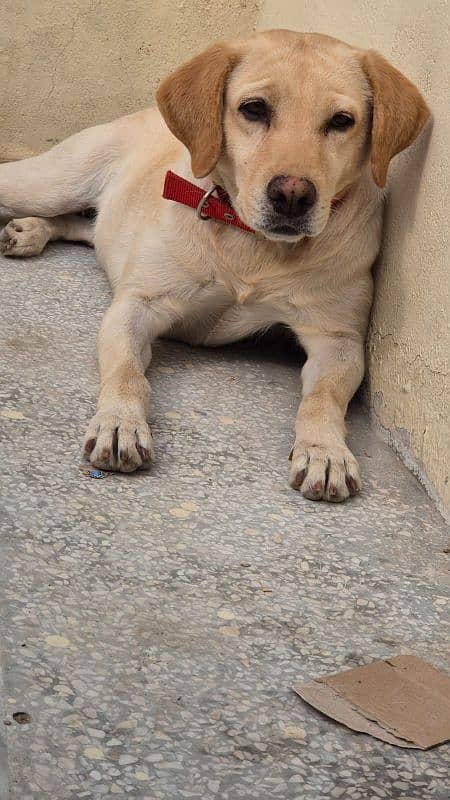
[260,0,449,517]
[0,1,259,149]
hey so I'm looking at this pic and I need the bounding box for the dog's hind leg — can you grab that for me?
[0,214,94,257]
[0,121,124,219]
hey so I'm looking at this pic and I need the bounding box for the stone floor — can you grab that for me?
[0,243,449,800]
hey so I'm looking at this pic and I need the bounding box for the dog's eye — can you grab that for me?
[238,99,271,123]
[326,112,355,132]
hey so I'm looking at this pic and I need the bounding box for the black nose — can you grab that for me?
[267,175,317,218]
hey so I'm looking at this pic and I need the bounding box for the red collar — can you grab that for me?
[163,170,349,235]
[163,171,254,233]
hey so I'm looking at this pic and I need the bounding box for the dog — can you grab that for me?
[0,29,429,502]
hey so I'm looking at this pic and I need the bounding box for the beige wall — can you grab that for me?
[0,1,259,149]
[1,1,448,515]
[260,1,449,518]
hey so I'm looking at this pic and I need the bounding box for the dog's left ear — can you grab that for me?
[156,42,238,178]
[360,50,430,187]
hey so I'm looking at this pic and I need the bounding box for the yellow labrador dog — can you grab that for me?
[0,30,429,502]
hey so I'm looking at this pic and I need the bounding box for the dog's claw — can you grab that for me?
[83,413,154,473]
[290,442,361,503]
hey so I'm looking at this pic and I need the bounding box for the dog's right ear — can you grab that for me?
[156,43,238,179]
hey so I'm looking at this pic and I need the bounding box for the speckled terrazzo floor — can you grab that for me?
[0,243,449,800]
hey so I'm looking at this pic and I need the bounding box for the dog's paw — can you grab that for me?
[0,218,50,257]
[83,413,154,473]
[289,441,361,502]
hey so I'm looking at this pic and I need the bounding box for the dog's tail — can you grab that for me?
[0,146,39,164]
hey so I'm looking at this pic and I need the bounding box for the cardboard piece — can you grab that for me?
[294,655,450,749]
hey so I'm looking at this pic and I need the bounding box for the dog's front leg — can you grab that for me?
[83,292,177,472]
[289,332,365,503]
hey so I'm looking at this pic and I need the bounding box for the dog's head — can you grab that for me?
[157,30,429,242]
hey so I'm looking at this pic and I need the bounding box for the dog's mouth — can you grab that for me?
[260,222,311,242]
[233,197,326,242]
[256,207,332,242]
[253,207,319,241]
[269,224,300,237]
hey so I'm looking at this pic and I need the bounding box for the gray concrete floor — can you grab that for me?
[0,243,449,800]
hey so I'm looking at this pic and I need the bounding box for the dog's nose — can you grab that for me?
[267,175,317,218]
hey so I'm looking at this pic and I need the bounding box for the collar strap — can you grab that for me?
[163,171,254,233]
[163,171,350,235]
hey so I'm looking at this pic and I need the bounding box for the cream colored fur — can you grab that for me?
[0,30,429,501]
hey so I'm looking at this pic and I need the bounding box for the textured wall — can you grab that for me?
[0,0,259,148]
[260,1,449,517]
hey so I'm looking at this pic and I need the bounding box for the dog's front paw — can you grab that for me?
[0,218,50,257]
[289,441,361,503]
[83,413,154,473]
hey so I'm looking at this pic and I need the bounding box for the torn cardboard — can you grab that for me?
[294,655,450,749]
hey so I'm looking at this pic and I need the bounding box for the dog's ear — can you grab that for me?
[156,43,238,178]
[360,50,430,187]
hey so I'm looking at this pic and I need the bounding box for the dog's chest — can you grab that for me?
[167,231,316,345]
[204,230,322,314]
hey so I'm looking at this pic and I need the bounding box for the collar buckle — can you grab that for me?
[196,185,220,220]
